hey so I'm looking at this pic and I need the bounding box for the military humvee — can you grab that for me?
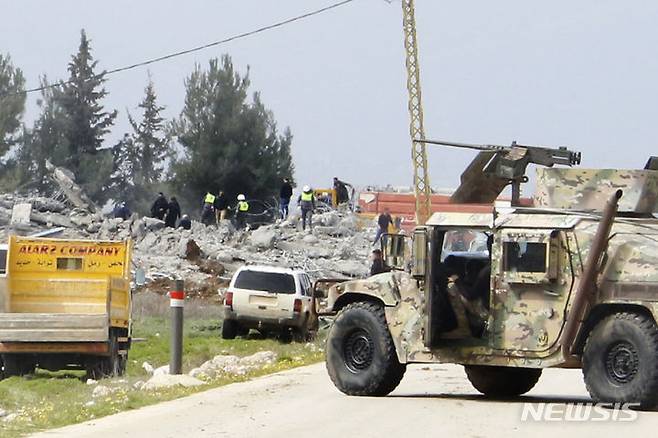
[324,147,658,408]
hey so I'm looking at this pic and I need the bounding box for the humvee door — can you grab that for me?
[491,229,574,353]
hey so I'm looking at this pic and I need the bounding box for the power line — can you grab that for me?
[0,0,355,100]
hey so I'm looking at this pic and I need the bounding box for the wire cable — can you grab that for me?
[0,0,355,100]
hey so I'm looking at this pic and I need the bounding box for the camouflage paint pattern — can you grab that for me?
[328,211,658,369]
[535,168,658,214]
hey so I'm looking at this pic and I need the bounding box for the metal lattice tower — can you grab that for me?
[402,0,432,225]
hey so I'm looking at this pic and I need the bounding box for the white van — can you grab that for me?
[222,266,316,341]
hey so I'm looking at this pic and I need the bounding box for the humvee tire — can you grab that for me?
[465,365,542,397]
[222,319,238,339]
[326,302,406,396]
[583,312,658,408]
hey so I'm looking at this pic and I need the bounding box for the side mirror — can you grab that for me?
[382,233,407,270]
[134,268,146,286]
[411,229,427,279]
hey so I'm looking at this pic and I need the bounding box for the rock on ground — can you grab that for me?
[189,351,278,380]
[92,385,113,398]
[142,374,205,391]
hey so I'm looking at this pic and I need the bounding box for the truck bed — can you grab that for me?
[0,313,108,342]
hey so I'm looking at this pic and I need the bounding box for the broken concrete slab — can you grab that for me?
[249,227,277,249]
[10,203,32,225]
[45,160,97,213]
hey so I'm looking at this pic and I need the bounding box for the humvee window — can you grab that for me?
[503,242,547,273]
[441,230,489,261]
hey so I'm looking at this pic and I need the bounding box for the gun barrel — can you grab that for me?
[414,138,507,152]
[415,138,581,166]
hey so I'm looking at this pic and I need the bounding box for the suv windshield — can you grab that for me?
[235,271,296,294]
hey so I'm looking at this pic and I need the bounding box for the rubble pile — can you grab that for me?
[0,191,376,293]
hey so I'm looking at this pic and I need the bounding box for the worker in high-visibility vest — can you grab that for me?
[201,192,216,226]
[236,194,249,230]
[297,185,316,231]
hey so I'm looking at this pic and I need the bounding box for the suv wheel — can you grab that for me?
[465,365,542,397]
[583,312,658,408]
[222,319,238,339]
[326,301,406,396]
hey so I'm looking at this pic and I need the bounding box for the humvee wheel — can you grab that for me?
[583,312,658,408]
[326,302,406,396]
[465,365,542,397]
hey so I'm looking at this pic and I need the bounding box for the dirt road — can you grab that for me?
[34,363,657,438]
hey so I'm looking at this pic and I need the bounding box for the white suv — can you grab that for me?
[222,266,316,341]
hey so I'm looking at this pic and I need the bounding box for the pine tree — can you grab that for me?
[19,77,70,190]
[109,133,140,206]
[172,55,295,210]
[107,79,171,213]
[58,29,117,198]
[0,53,26,156]
[128,79,170,186]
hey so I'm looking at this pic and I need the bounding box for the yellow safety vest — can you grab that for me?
[204,193,216,204]
[301,191,313,202]
[238,201,249,212]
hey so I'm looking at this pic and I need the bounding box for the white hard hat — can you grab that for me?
[237,194,246,201]
[302,185,311,192]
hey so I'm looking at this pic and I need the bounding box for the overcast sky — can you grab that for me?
[2,0,658,195]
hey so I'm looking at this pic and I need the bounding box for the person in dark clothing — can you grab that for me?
[179,214,192,230]
[333,177,351,205]
[165,197,181,228]
[373,208,393,244]
[150,192,168,220]
[279,178,293,219]
[214,191,228,222]
[370,249,390,276]
[113,202,131,220]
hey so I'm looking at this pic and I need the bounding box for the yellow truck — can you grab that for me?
[0,236,132,379]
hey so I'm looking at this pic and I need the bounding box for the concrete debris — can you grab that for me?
[86,379,98,386]
[0,408,7,418]
[142,362,155,375]
[45,160,97,213]
[249,226,278,249]
[142,374,205,391]
[0,189,377,294]
[10,203,32,225]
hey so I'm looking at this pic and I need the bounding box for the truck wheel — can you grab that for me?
[1,355,36,377]
[326,301,406,396]
[583,312,658,408]
[222,319,238,339]
[465,365,542,397]
[86,336,127,379]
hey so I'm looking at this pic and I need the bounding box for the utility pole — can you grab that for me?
[402,0,432,225]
